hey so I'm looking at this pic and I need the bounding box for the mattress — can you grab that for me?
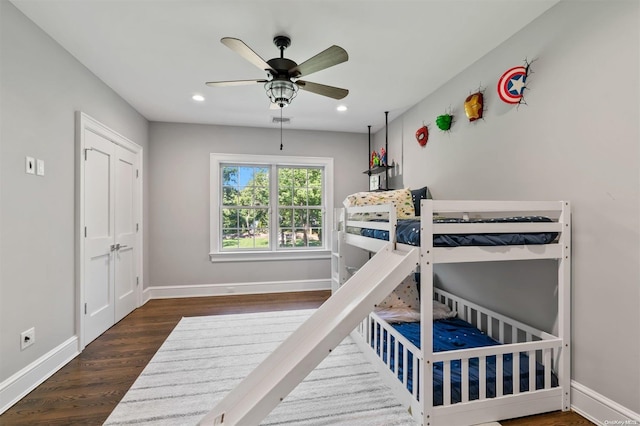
[359,216,558,247]
[372,317,558,405]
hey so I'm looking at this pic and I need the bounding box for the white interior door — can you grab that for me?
[83,130,116,345]
[81,121,140,347]
[114,145,138,322]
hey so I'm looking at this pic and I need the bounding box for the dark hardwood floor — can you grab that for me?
[1,291,593,426]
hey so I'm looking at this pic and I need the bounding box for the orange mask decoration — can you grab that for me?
[464,92,484,121]
[416,125,429,146]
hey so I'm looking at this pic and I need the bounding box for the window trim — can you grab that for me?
[209,153,333,262]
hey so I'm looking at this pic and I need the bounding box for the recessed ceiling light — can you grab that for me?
[192,94,205,102]
[336,105,348,112]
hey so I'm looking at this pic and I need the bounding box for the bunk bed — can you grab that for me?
[333,190,571,426]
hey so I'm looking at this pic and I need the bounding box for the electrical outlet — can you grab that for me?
[25,157,35,174]
[21,327,35,350]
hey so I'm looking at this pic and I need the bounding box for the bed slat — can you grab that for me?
[479,355,487,399]
[443,361,451,405]
[513,351,520,394]
[529,350,536,392]
[544,348,552,389]
[496,355,504,397]
[461,359,469,403]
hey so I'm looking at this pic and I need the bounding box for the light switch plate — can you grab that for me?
[36,159,45,176]
[26,157,35,174]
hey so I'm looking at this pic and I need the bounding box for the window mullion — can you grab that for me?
[271,164,279,251]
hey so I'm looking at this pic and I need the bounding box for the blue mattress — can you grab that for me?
[359,216,557,247]
[371,317,558,405]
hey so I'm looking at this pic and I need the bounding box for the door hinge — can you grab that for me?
[84,226,87,237]
[136,276,139,286]
[136,223,139,232]
[136,169,139,178]
[84,303,87,314]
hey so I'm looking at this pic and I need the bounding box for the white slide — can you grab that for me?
[199,243,419,426]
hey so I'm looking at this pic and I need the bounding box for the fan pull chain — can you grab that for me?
[280,107,284,150]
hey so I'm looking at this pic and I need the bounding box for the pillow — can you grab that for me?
[343,188,415,219]
[377,275,419,309]
[374,306,420,323]
[433,300,457,320]
[376,274,457,321]
[410,186,431,216]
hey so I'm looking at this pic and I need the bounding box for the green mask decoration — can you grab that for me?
[436,114,453,131]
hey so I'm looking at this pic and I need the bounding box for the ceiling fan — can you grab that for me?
[206,35,349,108]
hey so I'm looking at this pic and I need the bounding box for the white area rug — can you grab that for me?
[104,309,418,425]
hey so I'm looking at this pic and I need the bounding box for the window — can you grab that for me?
[210,153,333,262]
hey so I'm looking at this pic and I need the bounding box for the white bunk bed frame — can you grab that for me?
[336,199,571,426]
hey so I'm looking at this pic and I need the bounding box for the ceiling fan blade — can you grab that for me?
[206,79,267,87]
[289,45,348,78]
[221,37,275,73]
[296,80,348,100]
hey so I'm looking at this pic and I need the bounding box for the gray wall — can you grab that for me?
[2,0,638,419]
[0,1,149,382]
[378,0,639,413]
[148,122,367,288]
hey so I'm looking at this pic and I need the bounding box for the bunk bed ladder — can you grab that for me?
[199,243,419,426]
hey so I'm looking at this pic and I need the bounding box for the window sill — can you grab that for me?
[209,250,331,263]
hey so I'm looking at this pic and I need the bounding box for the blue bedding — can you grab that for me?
[371,317,557,405]
[359,216,557,247]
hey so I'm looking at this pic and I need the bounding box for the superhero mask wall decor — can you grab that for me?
[435,113,453,131]
[415,125,429,146]
[464,92,484,121]
[497,66,527,104]
[497,59,533,104]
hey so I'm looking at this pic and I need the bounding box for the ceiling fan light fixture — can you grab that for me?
[264,80,298,108]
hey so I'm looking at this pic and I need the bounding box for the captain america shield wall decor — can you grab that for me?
[497,62,531,104]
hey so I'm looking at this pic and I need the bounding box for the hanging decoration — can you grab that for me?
[415,125,429,146]
[497,66,527,104]
[435,112,454,131]
[464,91,484,121]
[497,60,533,104]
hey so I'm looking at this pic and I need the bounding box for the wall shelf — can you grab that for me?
[363,165,392,175]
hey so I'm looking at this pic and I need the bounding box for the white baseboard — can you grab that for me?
[572,380,640,425]
[0,336,79,415]
[143,279,331,303]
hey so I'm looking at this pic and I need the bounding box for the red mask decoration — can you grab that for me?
[416,126,429,146]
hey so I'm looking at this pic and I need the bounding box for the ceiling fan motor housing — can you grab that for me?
[267,58,298,77]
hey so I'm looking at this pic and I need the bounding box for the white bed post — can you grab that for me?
[558,201,571,411]
[421,199,435,425]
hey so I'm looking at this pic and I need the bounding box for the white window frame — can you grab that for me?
[210,153,333,262]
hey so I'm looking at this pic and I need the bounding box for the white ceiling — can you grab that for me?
[11,0,558,134]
